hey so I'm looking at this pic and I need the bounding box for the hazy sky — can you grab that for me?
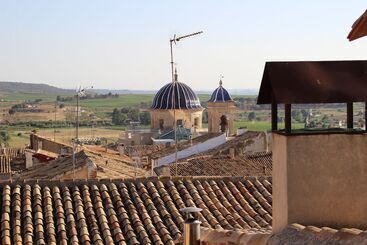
[0,1,366,91]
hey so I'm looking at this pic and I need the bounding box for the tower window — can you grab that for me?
[177,119,183,126]
[159,119,164,130]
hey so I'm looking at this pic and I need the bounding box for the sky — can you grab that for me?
[0,1,366,91]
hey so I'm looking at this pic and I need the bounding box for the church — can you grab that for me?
[150,72,236,137]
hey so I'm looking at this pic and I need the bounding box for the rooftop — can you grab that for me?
[257,60,367,104]
[0,176,272,244]
[13,150,149,180]
[156,152,272,176]
[149,133,223,159]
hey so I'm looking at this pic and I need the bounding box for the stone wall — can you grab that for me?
[150,109,203,130]
[207,101,236,135]
[30,134,72,155]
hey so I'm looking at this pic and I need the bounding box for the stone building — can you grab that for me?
[150,70,203,131]
[207,80,236,135]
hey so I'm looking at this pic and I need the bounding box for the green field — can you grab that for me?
[0,92,67,103]
[1,91,358,147]
[235,121,305,131]
[6,126,122,148]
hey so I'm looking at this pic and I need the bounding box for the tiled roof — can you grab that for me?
[201,227,271,245]
[0,176,272,244]
[208,80,233,102]
[164,152,272,176]
[14,150,149,180]
[14,151,94,180]
[151,81,202,110]
[268,223,367,245]
[124,144,164,157]
[178,131,264,160]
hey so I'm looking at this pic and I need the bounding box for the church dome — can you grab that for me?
[151,80,202,110]
[209,80,233,102]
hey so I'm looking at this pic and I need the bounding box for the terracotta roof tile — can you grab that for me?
[161,152,272,177]
[0,176,271,243]
[269,223,367,244]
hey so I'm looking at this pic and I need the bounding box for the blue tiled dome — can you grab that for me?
[151,82,202,109]
[209,80,233,102]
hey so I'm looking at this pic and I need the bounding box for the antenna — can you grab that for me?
[170,31,203,82]
[169,31,203,176]
[73,84,93,179]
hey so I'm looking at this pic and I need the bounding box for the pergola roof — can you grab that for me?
[257,60,367,104]
[348,10,367,41]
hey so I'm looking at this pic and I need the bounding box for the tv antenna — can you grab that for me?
[170,31,203,82]
[169,31,203,176]
[72,85,93,179]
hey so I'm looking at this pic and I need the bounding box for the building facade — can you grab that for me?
[150,71,203,131]
[207,80,236,135]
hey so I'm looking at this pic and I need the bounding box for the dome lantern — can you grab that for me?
[209,80,233,102]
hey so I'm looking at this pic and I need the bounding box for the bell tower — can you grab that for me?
[207,79,236,136]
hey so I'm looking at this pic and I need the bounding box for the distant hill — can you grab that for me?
[93,88,258,96]
[0,81,73,94]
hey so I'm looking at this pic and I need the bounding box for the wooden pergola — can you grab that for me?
[348,10,367,41]
[257,61,367,134]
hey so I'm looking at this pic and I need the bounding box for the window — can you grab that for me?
[177,119,183,126]
[194,117,199,126]
[159,119,164,130]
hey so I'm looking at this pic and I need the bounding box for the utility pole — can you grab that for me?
[169,31,203,176]
[54,100,57,141]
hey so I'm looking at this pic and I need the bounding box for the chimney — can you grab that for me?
[180,207,202,245]
[256,60,367,232]
[272,133,367,232]
[229,148,235,159]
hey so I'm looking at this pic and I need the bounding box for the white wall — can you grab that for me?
[155,133,226,167]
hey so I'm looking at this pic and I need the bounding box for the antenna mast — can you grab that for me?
[170,31,203,82]
[169,31,203,176]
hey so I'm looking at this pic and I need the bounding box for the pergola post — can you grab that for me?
[271,102,278,131]
[347,102,353,129]
[285,104,291,134]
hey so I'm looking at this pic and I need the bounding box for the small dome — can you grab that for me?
[209,80,233,102]
[151,82,202,109]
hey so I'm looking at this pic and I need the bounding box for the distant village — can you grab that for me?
[0,7,366,245]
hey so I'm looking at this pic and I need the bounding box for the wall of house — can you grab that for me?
[119,131,158,146]
[273,133,367,232]
[244,132,270,153]
[30,134,72,155]
[207,101,236,135]
[56,166,96,180]
[150,109,203,130]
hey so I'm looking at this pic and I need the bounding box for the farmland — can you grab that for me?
[0,91,364,147]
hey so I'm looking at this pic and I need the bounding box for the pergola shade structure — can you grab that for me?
[257,60,367,134]
[348,9,367,41]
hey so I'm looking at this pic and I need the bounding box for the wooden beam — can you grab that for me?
[271,103,278,131]
[347,103,353,129]
[285,104,292,134]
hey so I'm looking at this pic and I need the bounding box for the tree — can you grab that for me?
[0,131,10,146]
[248,111,256,121]
[139,111,151,125]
